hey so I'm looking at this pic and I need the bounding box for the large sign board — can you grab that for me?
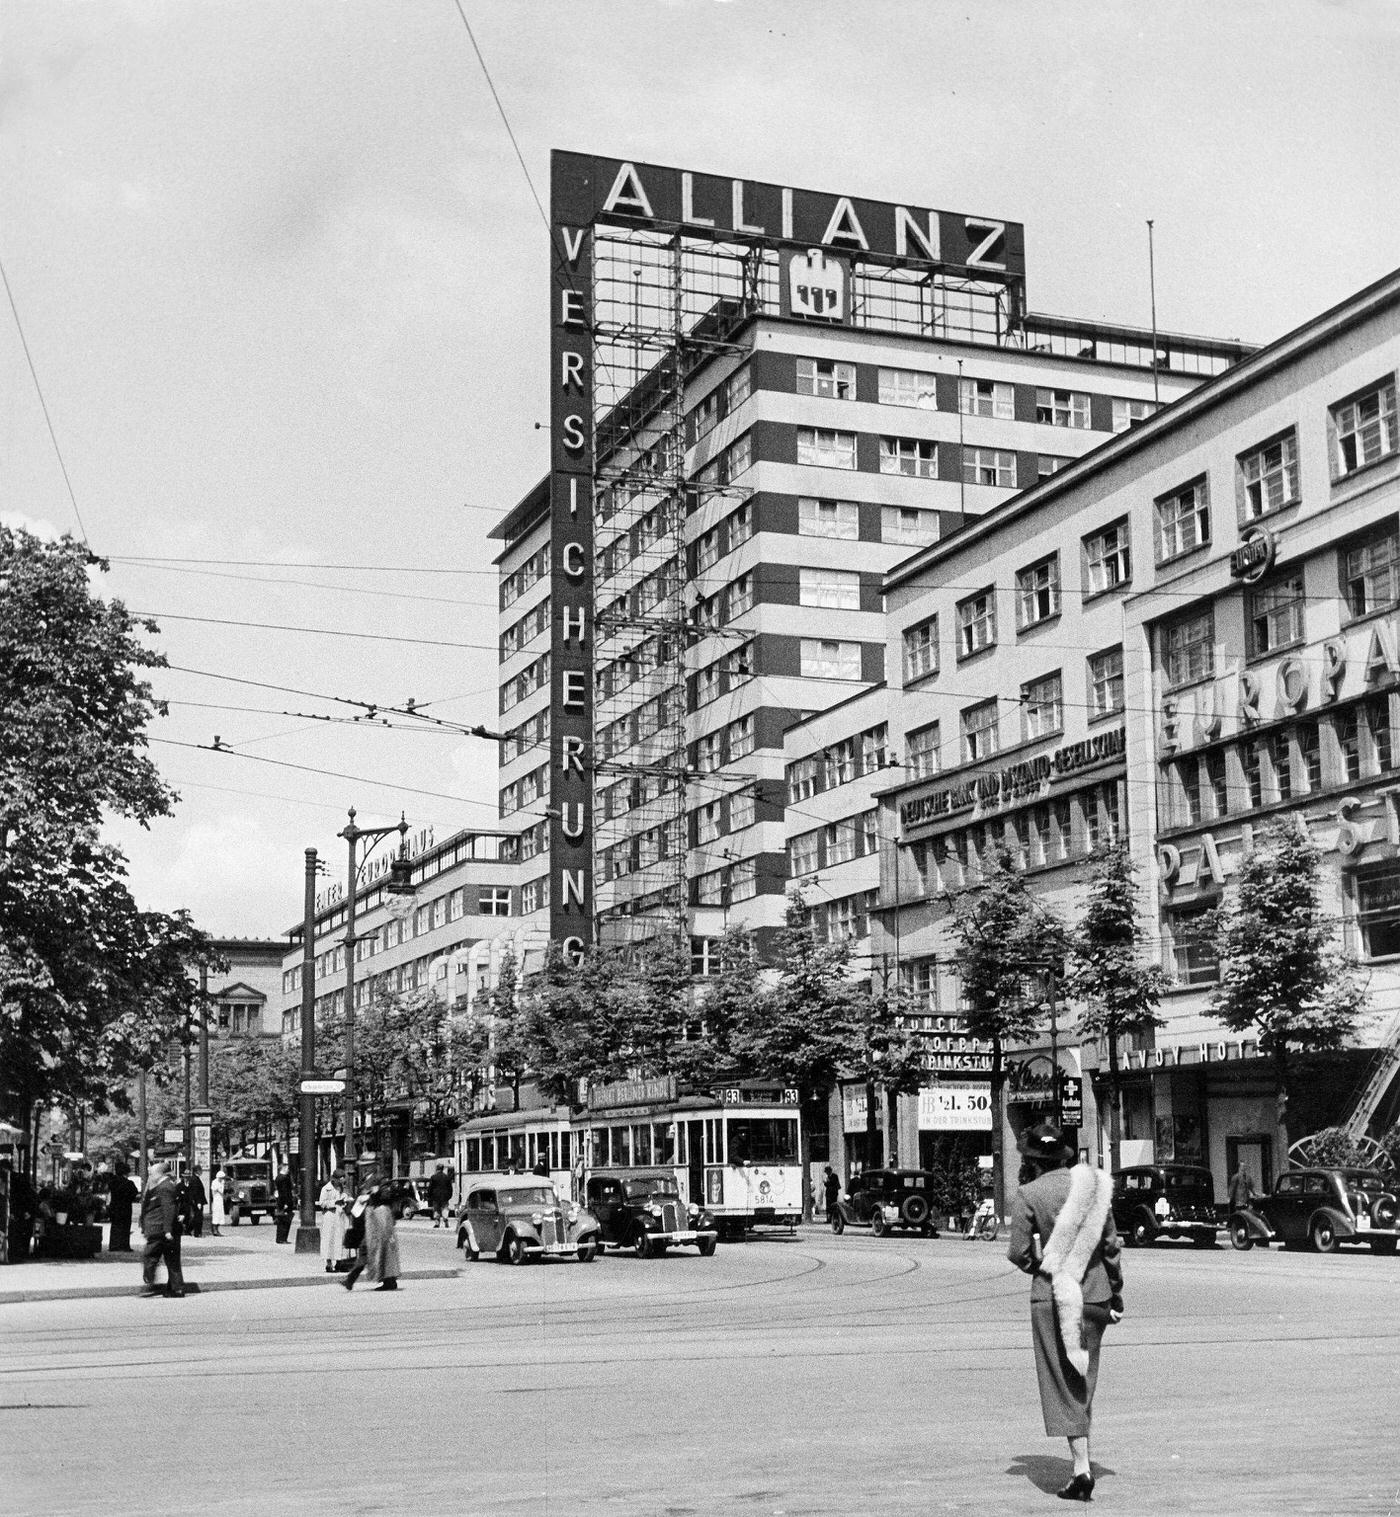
[917,1082,993,1132]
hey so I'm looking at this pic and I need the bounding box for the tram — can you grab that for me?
[453,1106,576,1202]
[578,1079,804,1237]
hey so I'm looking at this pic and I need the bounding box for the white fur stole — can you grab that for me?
[1039,1163,1113,1377]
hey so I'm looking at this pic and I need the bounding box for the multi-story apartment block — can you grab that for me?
[867,266,1400,1193]
[498,149,1247,968]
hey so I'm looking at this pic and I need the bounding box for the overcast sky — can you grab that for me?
[3,0,1398,942]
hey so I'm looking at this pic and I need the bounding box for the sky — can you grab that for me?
[3,0,1398,943]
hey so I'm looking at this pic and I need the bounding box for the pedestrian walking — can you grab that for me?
[823,1165,841,1221]
[343,1177,400,1292]
[1227,1162,1256,1212]
[274,1163,295,1244]
[184,1166,207,1237]
[138,1161,186,1298]
[318,1169,349,1273]
[210,1166,228,1236]
[1006,1121,1123,1503]
[426,1163,453,1228]
[107,1162,138,1253]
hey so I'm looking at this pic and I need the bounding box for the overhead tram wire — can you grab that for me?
[110,559,497,606]
[1,253,89,547]
[113,554,500,575]
[132,609,498,651]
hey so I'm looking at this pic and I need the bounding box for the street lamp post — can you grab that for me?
[340,809,413,1192]
[294,848,320,1252]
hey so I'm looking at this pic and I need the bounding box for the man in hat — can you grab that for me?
[138,1161,186,1298]
[107,1161,139,1252]
[426,1163,453,1228]
[183,1164,207,1238]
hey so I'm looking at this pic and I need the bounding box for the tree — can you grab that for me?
[1211,820,1367,1167]
[844,977,928,1170]
[0,527,218,1153]
[945,846,1067,1216]
[1066,844,1168,1173]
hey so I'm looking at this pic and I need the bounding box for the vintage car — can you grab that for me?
[585,1169,719,1257]
[1112,1164,1220,1248]
[223,1158,274,1224]
[455,1176,601,1264]
[1229,1167,1400,1254]
[382,1178,428,1221]
[830,1169,940,1238]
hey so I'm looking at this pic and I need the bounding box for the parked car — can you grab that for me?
[382,1178,428,1221]
[585,1169,719,1257]
[223,1159,274,1224]
[1112,1164,1220,1248]
[1229,1167,1400,1255]
[455,1176,601,1264]
[830,1169,940,1237]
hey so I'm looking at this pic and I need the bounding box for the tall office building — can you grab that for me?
[493,151,1250,963]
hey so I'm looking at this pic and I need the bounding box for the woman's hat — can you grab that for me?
[1017,1120,1074,1162]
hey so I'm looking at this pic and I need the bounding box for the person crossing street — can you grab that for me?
[426,1164,453,1228]
[138,1162,186,1299]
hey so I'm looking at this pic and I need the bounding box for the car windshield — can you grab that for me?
[228,1165,266,1182]
[1343,1171,1387,1192]
[1166,1171,1214,1193]
[624,1178,679,1200]
[502,1187,557,1208]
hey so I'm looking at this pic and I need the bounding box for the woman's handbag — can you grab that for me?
[343,1214,364,1251]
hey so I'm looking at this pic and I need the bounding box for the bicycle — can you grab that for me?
[963,1200,1001,1241]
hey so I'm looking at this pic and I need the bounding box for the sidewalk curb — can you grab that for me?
[0,1267,463,1307]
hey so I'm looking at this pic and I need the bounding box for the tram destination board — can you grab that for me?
[714,1085,800,1106]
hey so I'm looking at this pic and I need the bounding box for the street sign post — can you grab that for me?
[299,1078,345,1096]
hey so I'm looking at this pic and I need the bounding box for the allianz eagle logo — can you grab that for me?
[789,249,846,321]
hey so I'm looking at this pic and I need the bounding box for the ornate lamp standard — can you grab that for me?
[339,810,415,1190]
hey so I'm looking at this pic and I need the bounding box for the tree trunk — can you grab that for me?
[991,1039,1007,1219]
[1107,1034,1123,1174]
[865,1074,880,1170]
[1273,1044,1291,1177]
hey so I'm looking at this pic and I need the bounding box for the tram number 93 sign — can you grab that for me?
[918,1083,993,1132]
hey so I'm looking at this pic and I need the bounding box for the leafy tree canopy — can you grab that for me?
[1067,843,1167,1045]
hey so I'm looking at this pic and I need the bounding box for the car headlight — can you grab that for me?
[531,1211,544,1225]
[567,1206,579,1222]
[687,1203,699,1217]
[648,1203,663,1217]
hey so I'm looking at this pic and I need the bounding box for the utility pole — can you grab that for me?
[295,848,320,1250]
[1147,219,1160,406]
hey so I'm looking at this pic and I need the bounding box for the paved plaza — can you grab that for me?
[2,1221,1398,1516]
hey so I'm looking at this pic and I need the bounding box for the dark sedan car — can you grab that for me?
[1229,1167,1400,1254]
[1112,1164,1220,1248]
[585,1170,718,1257]
[830,1169,940,1237]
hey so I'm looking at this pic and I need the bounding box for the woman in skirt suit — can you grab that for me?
[1007,1121,1123,1503]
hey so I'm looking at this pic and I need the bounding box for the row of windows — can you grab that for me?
[788,810,879,878]
[598,769,682,824]
[597,632,679,703]
[693,500,754,574]
[692,640,754,710]
[793,496,942,548]
[1161,523,1399,688]
[500,544,549,610]
[693,714,756,773]
[499,763,549,817]
[601,818,687,883]
[794,427,1064,490]
[904,650,1123,778]
[501,651,549,713]
[692,856,758,907]
[597,503,683,584]
[500,596,549,662]
[906,783,1123,894]
[695,789,757,845]
[689,364,752,445]
[1165,700,1394,828]
[600,687,682,760]
[787,723,890,801]
[693,430,754,488]
[804,888,879,945]
[501,709,548,765]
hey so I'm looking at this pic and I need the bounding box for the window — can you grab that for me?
[903,617,938,682]
[880,436,938,478]
[1242,738,1263,808]
[960,377,1014,419]
[788,830,820,879]
[859,724,888,775]
[957,589,996,658]
[906,723,940,779]
[1022,672,1063,740]
[1239,432,1299,520]
[1357,865,1400,958]
[695,526,722,573]
[521,877,547,914]
[695,732,721,774]
[1204,751,1229,817]
[799,568,861,609]
[1016,555,1061,629]
[729,859,757,901]
[727,714,755,760]
[691,387,721,442]
[880,368,938,408]
[1270,730,1293,801]
[1036,388,1090,428]
[480,887,511,917]
[1038,455,1070,480]
[727,572,754,618]
[1333,380,1398,476]
[881,506,939,547]
[961,700,999,763]
[1299,720,1322,793]
[796,357,856,399]
[801,639,861,679]
[729,791,755,832]
[695,869,723,906]
[797,427,857,469]
[1342,526,1400,617]
[963,448,1016,487]
[1111,396,1157,432]
[1368,696,1394,774]
[1338,709,1362,782]
[1157,478,1211,560]
[826,820,859,866]
[798,497,859,539]
[726,365,752,411]
[1084,520,1131,594]
[1167,904,1219,985]
[1088,646,1125,718]
[728,500,754,548]
[1164,610,1214,688]
[1248,575,1305,656]
[787,756,818,802]
[697,802,721,845]
[1180,759,1203,824]
[724,432,752,479]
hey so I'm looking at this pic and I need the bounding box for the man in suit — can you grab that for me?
[139,1162,185,1298]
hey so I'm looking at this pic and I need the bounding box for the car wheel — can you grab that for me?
[576,1239,597,1263]
[1310,1217,1339,1254]
[505,1233,531,1266]
[830,1213,845,1236]
[1370,1236,1398,1256]
[1130,1217,1154,1248]
[871,1212,888,1238]
[633,1228,652,1259]
[1229,1220,1254,1251]
[698,1237,717,1257]
[900,1194,931,1228]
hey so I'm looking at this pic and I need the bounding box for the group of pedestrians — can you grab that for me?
[316,1168,401,1292]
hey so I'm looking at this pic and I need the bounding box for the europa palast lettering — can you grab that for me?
[900,727,1126,830]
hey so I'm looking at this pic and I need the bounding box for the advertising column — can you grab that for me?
[549,153,595,959]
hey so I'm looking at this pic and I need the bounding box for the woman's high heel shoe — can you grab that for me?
[1057,1472,1094,1502]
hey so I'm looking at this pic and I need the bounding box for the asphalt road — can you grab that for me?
[3,1222,1399,1516]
